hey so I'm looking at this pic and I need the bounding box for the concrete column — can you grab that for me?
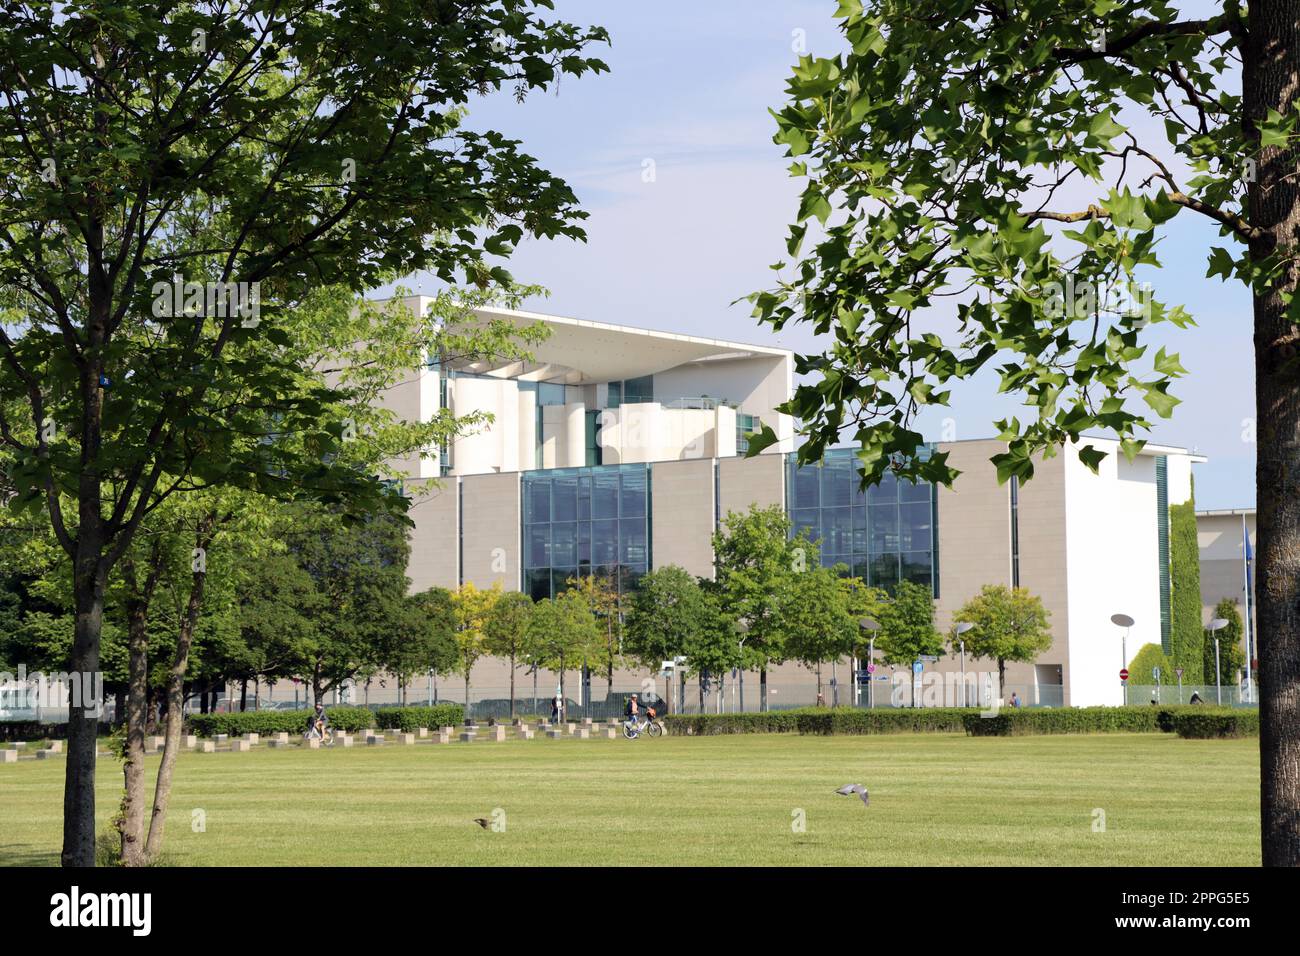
[563,402,586,467]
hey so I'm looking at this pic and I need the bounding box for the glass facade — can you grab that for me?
[785,450,939,595]
[521,463,651,600]
[736,413,761,454]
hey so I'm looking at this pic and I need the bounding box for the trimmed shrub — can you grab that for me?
[961,705,1227,737]
[664,707,974,736]
[797,708,971,735]
[188,706,377,737]
[1170,710,1259,739]
[372,704,465,731]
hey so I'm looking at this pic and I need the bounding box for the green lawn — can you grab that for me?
[0,733,1260,866]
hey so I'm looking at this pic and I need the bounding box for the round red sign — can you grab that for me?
[1119,668,1129,681]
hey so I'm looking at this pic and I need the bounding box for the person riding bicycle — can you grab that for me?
[624,693,640,731]
[306,701,330,739]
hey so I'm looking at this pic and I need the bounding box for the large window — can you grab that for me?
[521,463,651,600]
[785,450,939,596]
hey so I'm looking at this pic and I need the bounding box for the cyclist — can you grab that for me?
[306,700,330,740]
[624,693,640,733]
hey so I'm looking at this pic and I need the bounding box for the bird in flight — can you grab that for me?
[473,818,491,829]
[835,784,870,806]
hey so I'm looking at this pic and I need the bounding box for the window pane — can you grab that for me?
[620,519,648,565]
[551,475,577,522]
[821,463,852,508]
[867,471,898,505]
[593,472,619,519]
[868,504,899,552]
[901,551,932,589]
[552,568,577,595]
[591,519,618,564]
[852,504,868,554]
[620,470,648,517]
[822,506,853,556]
[899,480,932,503]
[869,552,900,591]
[578,523,592,564]
[607,381,622,409]
[525,524,550,569]
[526,569,551,601]
[539,382,566,406]
[524,479,550,524]
[624,375,654,403]
[899,501,933,551]
[551,522,576,566]
[577,476,591,520]
[790,508,819,541]
[790,466,820,510]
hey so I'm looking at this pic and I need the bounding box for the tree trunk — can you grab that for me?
[145,520,212,861]
[119,584,149,866]
[509,652,516,719]
[1245,0,1300,867]
[760,666,768,712]
[118,539,164,867]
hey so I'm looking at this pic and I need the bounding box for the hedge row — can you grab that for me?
[664,705,1249,738]
[371,705,465,732]
[960,706,1254,737]
[186,704,468,738]
[664,707,976,736]
[1169,711,1259,739]
[188,707,377,737]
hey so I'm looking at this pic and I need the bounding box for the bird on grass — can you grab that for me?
[473,818,491,829]
[835,784,870,806]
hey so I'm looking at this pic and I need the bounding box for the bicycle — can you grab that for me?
[621,715,663,739]
[304,721,335,746]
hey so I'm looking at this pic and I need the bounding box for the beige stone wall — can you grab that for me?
[718,453,784,518]
[1016,451,1071,701]
[460,472,521,591]
[407,482,459,592]
[650,458,715,577]
[932,440,1013,631]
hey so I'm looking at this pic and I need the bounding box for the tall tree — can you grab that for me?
[452,581,500,712]
[527,589,600,716]
[876,580,942,669]
[711,505,813,711]
[781,564,857,701]
[952,585,1054,692]
[751,0,1298,864]
[0,1,608,866]
[483,589,534,718]
[624,565,712,690]
[384,588,457,706]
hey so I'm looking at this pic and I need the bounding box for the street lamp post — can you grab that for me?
[1110,613,1134,705]
[1207,617,1229,704]
[859,618,881,709]
[954,622,975,707]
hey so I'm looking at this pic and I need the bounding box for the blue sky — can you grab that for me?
[401,0,1255,510]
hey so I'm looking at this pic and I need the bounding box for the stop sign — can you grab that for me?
[1119,668,1129,682]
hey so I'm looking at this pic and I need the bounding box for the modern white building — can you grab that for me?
[377,297,1208,710]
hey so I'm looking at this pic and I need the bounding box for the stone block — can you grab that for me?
[306,738,321,750]
[392,732,415,745]
[1,749,17,763]
[200,741,215,753]
[366,734,385,746]
[459,732,477,743]
[230,739,250,752]
[545,729,563,739]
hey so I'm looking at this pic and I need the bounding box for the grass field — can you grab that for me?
[0,733,1260,866]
